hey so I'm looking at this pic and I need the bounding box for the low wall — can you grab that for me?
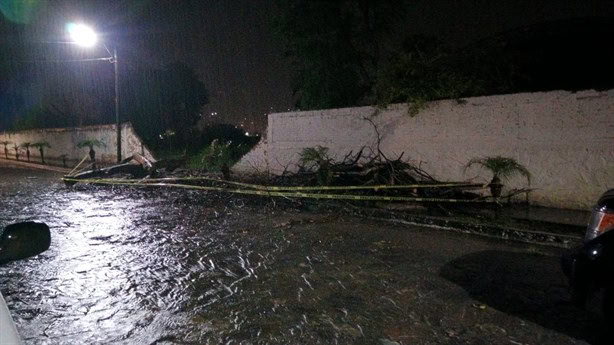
[235,89,614,210]
[0,122,155,167]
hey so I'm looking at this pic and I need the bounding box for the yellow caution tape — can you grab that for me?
[67,176,487,192]
[62,177,494,203]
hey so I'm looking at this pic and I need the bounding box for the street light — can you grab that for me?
[67,23,97,47]
[67,23,122,163]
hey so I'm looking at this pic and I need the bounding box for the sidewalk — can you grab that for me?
[356,202,589,249]
[484,204,590,227]
[0,157,71,174]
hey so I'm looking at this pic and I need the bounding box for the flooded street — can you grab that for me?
[0,167,605,344]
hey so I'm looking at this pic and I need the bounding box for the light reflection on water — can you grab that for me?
[0,170,225,343]
[0,168,289,344]
[1,167,419,345]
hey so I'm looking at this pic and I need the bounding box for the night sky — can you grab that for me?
[1,0,613,133]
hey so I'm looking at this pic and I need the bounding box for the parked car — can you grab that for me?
[0,222,51,345]
[562,189,614,320]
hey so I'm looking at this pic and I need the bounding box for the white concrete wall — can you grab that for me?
[235,89,614,210]
[0,122,155,166]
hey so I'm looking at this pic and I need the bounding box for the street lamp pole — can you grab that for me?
[68,23,121,162]
[113,47,121,163]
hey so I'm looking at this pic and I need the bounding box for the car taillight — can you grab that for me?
[585,207,614,242]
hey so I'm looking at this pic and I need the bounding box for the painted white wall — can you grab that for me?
[0,122,155,166]
[234,89,614,210]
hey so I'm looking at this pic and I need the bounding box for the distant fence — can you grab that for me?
[0,122,155,167]
[234,89,614,210]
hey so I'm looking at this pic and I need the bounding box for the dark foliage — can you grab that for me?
[11,98,80,131]
[199,124,255,147]
[182,124,261,171]
[4,60,208,153]
[275,2,614,111]
[375,35,485,113]
[273,0,406,110]
[273,0,502,111]
[122,62,209,149]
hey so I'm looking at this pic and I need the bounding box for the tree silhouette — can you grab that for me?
[274,0,406,109]
[77,139,106,169]
[1,141,10,159]
[123,62,208,150]
[20,142,31,162]
[31,142,50,164]
[12,143,20,161]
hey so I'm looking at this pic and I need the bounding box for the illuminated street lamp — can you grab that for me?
[67,23,122,162]
[67,23,97,47]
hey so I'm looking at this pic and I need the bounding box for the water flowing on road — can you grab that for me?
[0,168,284,344]
[0,167,603,344]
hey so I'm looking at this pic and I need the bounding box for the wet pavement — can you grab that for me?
[0,167,607,344]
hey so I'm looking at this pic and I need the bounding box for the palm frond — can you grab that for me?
[31,141,51,149]
[77,139,106,149]
[464,156,531,184]
[299,146,331,167]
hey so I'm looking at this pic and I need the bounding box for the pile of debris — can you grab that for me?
[263,146,488,202]
[63,147,497,209]
[65,153,156,181]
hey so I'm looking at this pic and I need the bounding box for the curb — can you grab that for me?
[0,158,71,174]
[350,207,584,248]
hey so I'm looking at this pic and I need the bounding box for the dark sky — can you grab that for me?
[1,0,613,132]
[402,0,614,45]
[137,0,294,130]
[125,0,295,131]
[0,0,295,133]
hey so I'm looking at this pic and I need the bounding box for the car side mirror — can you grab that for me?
[0,222,51,265]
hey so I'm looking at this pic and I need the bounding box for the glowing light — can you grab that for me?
[67,22,98,47]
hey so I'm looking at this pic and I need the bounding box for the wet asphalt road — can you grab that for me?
[0,167,606,344]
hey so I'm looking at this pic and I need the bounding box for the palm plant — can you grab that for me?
[20,142,31,162]
[464,156,531,198]
[31,142,51,164]
[58,154,68,168]
[299,146,334,185]
[1,141,10,159]
[12,143,20,161]
[77,139,106,163]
